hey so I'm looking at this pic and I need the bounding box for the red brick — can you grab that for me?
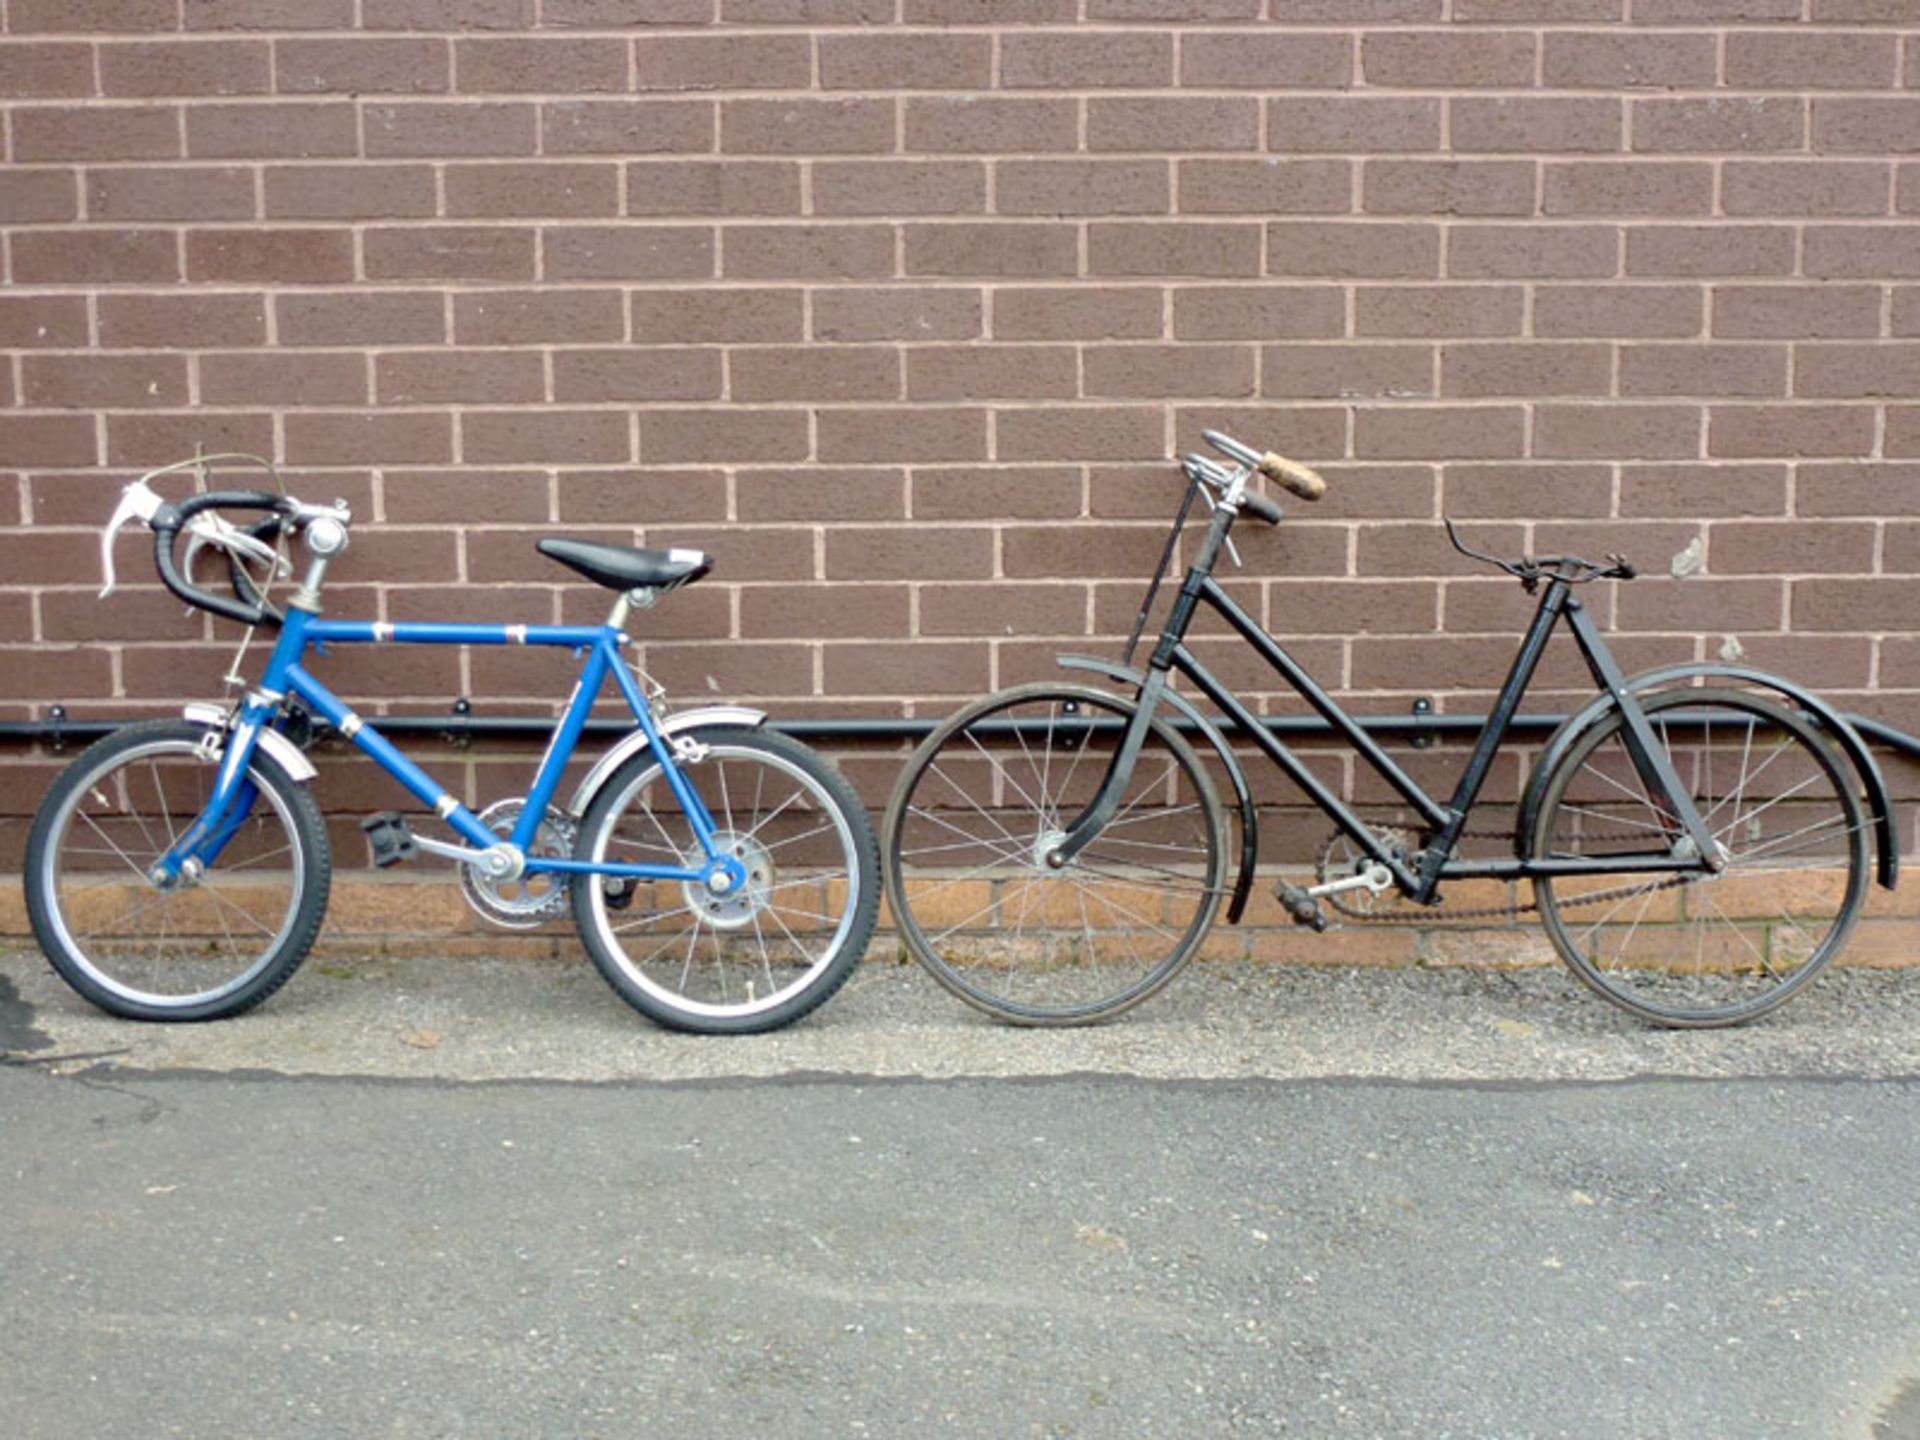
[1267,222,1439,279]
[100,40,271,96]
[550,226,716,279]
[1451,98,1624,156]
[22,354,187,410]
[1268,97,1441,154]
[1544,32,1718,89]
[1805,227,1920,279]
[1713,285,1882,340]
[904,98,1078,154]
[997,407,1166,462]
[819,34,993,90]
[1365,160,1535,217]
[1447,225,1620,280]
[0,43,95,98]
[1709,405,1877,459]
[1173,286,1345,340]
[1002,524,1172,579]
[13,105,179,162]
[627,161,799,218]
[284,412,453,466]
[1179,31,1353,88]
[1001,33,1172,89]
[445,163,619,219]
[814,287,983,342]
[280,292,447,347]
[556,469,723,525]
[1619,343,1787,398]
[0,648,114,702]
[1726,32,1900,89]
[376,350,546,405]
[732,346,900,402]
[643,409,810,464]
[1632,98,1806,155]
[0,168,80,222]
[1544,162,1714,216]
[743,586,911,640]
[915,466,1081,520]
[186,103,357,160]
[363,227,535,282]
[264,164,436,220]
[1535,284,1702,338]
[907,345,1076,400]
[1534,405,1703,460]
[995,286,1162,341]
[13,0,176,29]
[1795,345,1920,400]
[998,160,1170,217]
[462,411,631,465]
[1793,580,1920,633]
[735,468,903,523]
[1363,31,1536,88]
[1355,285,1524,339]
[723,225,888,280]
[455,37,626,93]
[276,37,449,94]
[187,0,357,26]
[552,347,724,403]
[1897,290,1920,338]
[1619,464,1787,519]
[1089,97,1260,154]
[919,582,1087,639]
[638,34,812,91]
[0,296,89,350]
[1179,159,1350,216]
[1087,343,1254,399]
[1712,522,1877,576]
[1443,463,1612,519]
[1090,222,1262,279]
[1626,225,1795,278]
[1441,343,1610,398]
[1722,162,1890,217]
[630,288,801,343]
[1814,101,1920,156]
[905,223,1078,278]
[1355,406,1524,460]
[542,0,708,20]
[365,102,537,158]
[722,99,895,156]
[13,230,180,285]
[199,352,368,406]
[105,411,273,466]
[1264,344,1433,400]
[818,407,989,463]
[814,161,986,217]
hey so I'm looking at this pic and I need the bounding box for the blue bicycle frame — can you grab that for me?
[152,607,740,892]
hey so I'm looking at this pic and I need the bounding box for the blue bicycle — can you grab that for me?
[25,458,880,1034]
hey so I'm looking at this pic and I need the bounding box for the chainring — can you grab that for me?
[458,797,576,930]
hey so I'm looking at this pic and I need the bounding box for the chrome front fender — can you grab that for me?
[183,702,317,783]
[565,706,767,818]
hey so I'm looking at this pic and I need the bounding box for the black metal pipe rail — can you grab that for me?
[4,704,1919,758]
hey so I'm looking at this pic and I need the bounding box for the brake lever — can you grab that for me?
[182,510,287,576]
[98,477,167,598]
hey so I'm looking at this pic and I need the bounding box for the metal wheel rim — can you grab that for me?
[586,741,862,1020]
[42,738,305,1009]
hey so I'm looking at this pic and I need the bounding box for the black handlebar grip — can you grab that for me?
[152,490,291,627]
[1240,489,1285,526]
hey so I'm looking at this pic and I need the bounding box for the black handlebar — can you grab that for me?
[1240,489,1285,526]
[152,489,292,628]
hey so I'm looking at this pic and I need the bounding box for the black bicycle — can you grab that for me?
[884,429,1897,1028]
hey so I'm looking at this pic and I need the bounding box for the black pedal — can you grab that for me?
[601,877,637,912]
[361,811,418,869]
[1273,880,1329,933]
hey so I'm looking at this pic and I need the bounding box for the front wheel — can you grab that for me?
[1530,687,1869,1027]
[24,719,331,1021]
[884,683,1228,1026]
[570,726,879,1034]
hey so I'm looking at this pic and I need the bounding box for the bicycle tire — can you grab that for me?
[570,726,879,1035]
[25,719,331,1022]
[884,682,1228,1026]
[1531,687,1869,1027]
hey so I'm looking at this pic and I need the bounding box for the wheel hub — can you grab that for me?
[684,831,771,930]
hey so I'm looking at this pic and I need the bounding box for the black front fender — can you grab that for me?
[1055,654,1262,924]
[1516,664,1897,890]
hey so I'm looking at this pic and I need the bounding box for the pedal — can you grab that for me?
[361,811,418,869]
[1273,880,1329,933]
[601,877,637,912]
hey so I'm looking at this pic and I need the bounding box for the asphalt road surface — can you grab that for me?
[5,951,1920,1439]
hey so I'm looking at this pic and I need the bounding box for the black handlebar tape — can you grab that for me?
[151,490,292,627]
[1240,489,1285,526]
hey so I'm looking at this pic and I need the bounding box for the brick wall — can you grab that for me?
[3,1,1919,867]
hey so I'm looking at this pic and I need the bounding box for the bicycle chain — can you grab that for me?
[1313,827,1693,927]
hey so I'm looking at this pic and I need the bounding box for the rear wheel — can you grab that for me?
[24,720,330,1021]
[885,683,1227,1026]
[1531,688,1869,1027]
[570,726,879,1035]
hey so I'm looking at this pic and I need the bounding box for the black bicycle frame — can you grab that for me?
[1054,501,1721,906]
